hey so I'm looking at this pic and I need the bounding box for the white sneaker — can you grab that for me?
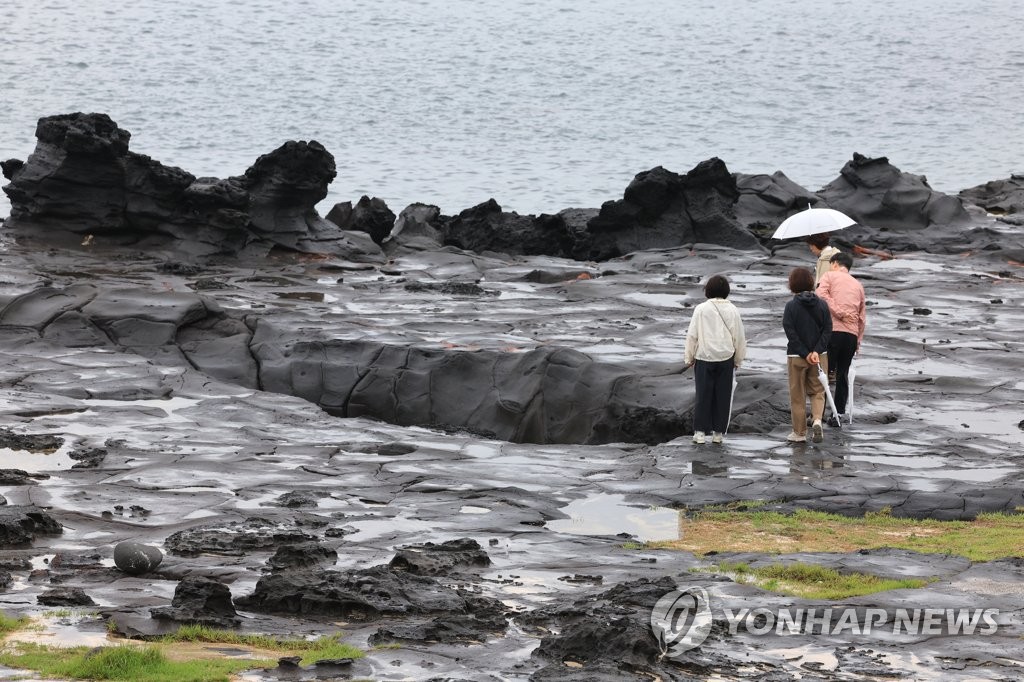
[786,431,806,442]
[712,432,724,444]
[693,431,706,444]
[811,420,824,443]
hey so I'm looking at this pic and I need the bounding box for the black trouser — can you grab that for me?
[693,358,734,433]
[829,332,857,414]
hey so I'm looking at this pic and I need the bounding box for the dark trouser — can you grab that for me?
[693,358,734,433]
[829,332,857,414]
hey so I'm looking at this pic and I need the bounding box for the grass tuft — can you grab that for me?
[694,561,933,600]
[0,642,271,682]
[653,508,1024,561]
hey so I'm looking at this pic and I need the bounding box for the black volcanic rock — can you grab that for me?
[249,329,688,445]
[326,195,396,245]
[267,542,339,571]
[0,506,62,547]
[151,576,240,628]
[165,517,317,556]
[578,158,762,260]
[383,202,446,252]
[440,199,575,257]
[236,564,503,621]
[389,538,491,575]
[38,587,95,607]
[959,174,1024,216]
[734,170,822,237]
[817,153,970,230]
[1,113,383,260]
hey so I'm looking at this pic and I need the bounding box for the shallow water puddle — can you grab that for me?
[546,493,679,542]
[0,444,77,473]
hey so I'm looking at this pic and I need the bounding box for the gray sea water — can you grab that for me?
[2,0,1022,217]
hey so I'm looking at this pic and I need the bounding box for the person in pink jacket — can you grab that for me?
[816,251,866,425]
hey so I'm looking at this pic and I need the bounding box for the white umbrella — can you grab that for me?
[816,364,841,428]
[772,207,857,240]
[847,361,856,425]
[724,374,738,434]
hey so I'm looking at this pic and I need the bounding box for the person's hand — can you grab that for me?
[806,352,820,365]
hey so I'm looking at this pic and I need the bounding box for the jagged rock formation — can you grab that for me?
[734,170,822,237]
[1,113,383,260]
[439,198,578,257]
[326,195,396,245]
[817,153,970,231]
[579,159,763,260]
[959,174,1024,217]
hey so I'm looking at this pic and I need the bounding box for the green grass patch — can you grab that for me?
[650,508,1024,561]
[693,560,933,600]
[0,642,272,682]
[0,613,30,635]
[0,624,364,681]
[158,624,363,665]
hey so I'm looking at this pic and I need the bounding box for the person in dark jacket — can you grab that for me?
[783,267,832,443]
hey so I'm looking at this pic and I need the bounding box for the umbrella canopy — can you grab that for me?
[772,207,856,240]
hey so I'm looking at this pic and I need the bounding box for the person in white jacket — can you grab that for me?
[684,274,747,444]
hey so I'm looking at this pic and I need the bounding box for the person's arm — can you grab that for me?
[683,308,700,366]
[783,303,810,359]
[857,289,867,349]
[813,299,833,354]
[732,307,747,367]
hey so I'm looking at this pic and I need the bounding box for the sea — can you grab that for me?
[2,0,1022,218]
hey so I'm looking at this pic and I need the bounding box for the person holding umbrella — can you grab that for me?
[817,251,866,426]
[783,267,832,443]
[770,206,855,287]
[684,274,747,445]
[807,232,841,287]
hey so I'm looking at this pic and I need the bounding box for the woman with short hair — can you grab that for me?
[783,267,832,443]
[684,274,747,445]
[806,232,841,287]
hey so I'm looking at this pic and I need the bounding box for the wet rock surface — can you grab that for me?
[1,132,1024,678]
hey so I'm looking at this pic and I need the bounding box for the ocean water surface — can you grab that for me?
[2,0,1021,217]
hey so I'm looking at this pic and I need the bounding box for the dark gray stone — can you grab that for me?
[38,587,95,606]
[151,576,239,628]
[389,538,491,575]
[113,541,164,575]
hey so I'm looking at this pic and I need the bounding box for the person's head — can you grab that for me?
[830,251,853,271]
[806,232,830,255]
[704,274,730,299]
[788,267,815,294]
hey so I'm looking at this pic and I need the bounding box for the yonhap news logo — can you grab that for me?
[651,586,1000,658]
[650,587,714,656]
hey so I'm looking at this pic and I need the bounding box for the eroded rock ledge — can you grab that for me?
[5,112,1008,264]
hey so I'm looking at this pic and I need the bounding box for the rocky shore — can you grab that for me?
[1,113,1022,680]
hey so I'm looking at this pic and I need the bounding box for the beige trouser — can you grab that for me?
[788,354,828,436]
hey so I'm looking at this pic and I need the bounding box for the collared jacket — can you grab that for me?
[783,292,832,358]
[684,298,747,366]
[817,269,866,343]
[815,246,840,286]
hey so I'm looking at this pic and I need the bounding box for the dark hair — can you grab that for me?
[830,251,854,269]
[788,267,815,293]
[806,232,831,249]
[704,274,730,299]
